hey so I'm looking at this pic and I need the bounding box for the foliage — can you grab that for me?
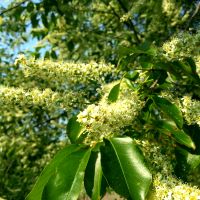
[0,0,200,200]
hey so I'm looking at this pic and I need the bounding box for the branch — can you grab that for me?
[72,7,116,15]
[101,0,140,44]
[0,0,29,16]
[185,2,200,30]
[116,0,140,43]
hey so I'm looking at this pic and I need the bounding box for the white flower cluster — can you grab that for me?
[153,174,200,200]
[135,139,175,177]
[162,0,177,16]
[77,81,144,145]
[135,139,200,199]
[120,12,132,22]
[15,55,117,89]
[161,0,189,26]
[0,86,86,111]
[181,95,200,126]
[162,32,200,60]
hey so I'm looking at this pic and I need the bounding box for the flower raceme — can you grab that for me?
[77,81,144,145]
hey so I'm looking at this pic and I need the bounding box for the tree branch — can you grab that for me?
[0,0,29,16]
[116,0,140,43]
[185,2,200,30]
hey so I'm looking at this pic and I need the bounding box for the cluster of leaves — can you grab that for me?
[0,59,115,199]
[0,135,64,200]
[0,0,199,63]
[26,44,200,200]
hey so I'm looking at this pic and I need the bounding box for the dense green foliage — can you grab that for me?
[0,0,200,199]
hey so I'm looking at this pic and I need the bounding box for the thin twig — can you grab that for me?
[0,0,29,16]
[185,2,200,30]
[116,0,140,43]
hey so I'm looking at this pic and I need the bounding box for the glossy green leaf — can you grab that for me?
[108,83,120,103]
[26,145,81,200]
[156,120,195,149]
[42,148,91,200]
[67,116,82,143]
[124,78,135,90]
[101,141,130,199]
[185,58,200,82]
[84,151,107,200]
[124,71,139,81]
[101,137,152,200]
[118,43,156,57]
[185,58,197,73]
[173,130,196,150]
[153,96,183,128]
[42,14,49,28]
[177,148,200,169]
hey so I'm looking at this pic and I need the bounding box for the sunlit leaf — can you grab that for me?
[153,96,183,128]
[26,145,82,200]
[84,151,107,200]
[177,148,200,169]
[155,120,195,149]
[101,137,152,200]
[67,116,82,143]
[108,83,120,103]
[42,148,91,200]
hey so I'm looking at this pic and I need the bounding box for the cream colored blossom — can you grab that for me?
[0,86,86,111]
[120,12,132,22]
[77,80,144,144]
[15,56,117,89]
[135,139,200,199]
[14,54,27,65]
[152,174,200,200]
[161,0,188,26]
[162,32,200,60]
[162,0,177,16]
[181,95,200,126]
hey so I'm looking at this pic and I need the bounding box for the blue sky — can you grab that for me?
[0,0,12,8]
[0,0,48,61]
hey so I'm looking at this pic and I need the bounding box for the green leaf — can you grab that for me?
[51,50,57,59]
[101,137,152,200]
[155,120,195,149]
[124,71,139,81]
[177,148,200,169]
[124,78,135,90]
[42,14,49,28]
[42,148,91,200]
[84,151,107,200]
[138,55,153,69]
[118,43,156,57]
[27,2,34,12]
[26,145,81,200]
[31,13,39,28]
[185,58,200,82]
[67,40,75,51]
[117,55,136,71]
[118,46,142,56]
[108,83,120,103]
[153,96,183,128]
[173,130,196,150]
[67,116,82,143]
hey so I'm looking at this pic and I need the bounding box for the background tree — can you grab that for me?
[0,0,200,200]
